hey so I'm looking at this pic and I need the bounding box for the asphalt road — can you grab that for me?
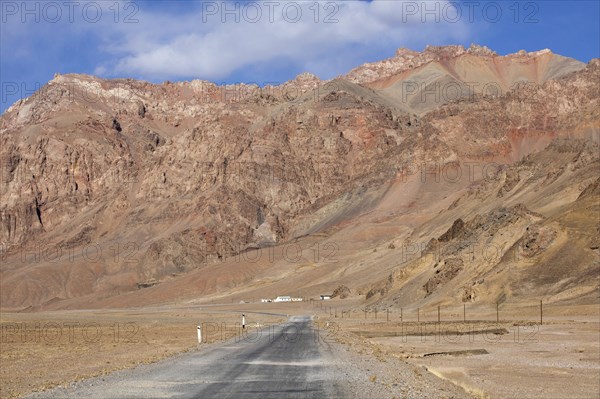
[31,316,351,399]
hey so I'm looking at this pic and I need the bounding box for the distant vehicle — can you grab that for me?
[320,295,332,300]
[274,296,292,302]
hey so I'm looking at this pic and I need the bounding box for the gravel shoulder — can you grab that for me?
[320,319,473,399]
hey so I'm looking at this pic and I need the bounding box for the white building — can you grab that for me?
[274,296,292,302]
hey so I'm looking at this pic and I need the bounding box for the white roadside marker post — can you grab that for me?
[197,322,202,345]
[242,314,246,330]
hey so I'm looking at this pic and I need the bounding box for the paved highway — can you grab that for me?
[31,316,351,398]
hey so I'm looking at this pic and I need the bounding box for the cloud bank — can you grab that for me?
[102,0,469,81]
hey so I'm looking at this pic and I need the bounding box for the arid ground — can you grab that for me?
[2,300,598,398]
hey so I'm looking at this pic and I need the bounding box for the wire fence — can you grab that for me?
[309,299,552,325]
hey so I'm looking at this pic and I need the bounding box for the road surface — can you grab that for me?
[30,316,352,398]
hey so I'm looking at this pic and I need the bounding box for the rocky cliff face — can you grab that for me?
[1,46,598,309]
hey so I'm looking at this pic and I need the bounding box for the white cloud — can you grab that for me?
[0,0,470,86]
[94,65,107,76]
[102,0,470,81]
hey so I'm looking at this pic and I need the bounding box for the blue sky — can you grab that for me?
[1,0,599,113]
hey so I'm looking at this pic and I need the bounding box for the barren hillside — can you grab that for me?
[1,45,598,310]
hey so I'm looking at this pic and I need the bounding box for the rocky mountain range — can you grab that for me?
[1,44,598,310]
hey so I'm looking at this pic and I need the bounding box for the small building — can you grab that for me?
[291,297,303,302]
[274,296,292,302]
[320,294,332,300]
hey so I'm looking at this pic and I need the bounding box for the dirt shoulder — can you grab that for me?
[317,317,475,399]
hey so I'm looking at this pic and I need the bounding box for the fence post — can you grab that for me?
[364,309,367,320]
[375,310,377,320]
[496,303,499,323]
[400,307,403,323]
[387,309,389,322]
[540,300,543,325]
[417,307,420,323]
[437,305,440,323]
[463,303,466,322]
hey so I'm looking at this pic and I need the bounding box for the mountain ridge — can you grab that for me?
[1,45,598,310]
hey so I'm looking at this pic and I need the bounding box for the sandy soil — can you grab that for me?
[398,321,600,399]
[319,301,600,399]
